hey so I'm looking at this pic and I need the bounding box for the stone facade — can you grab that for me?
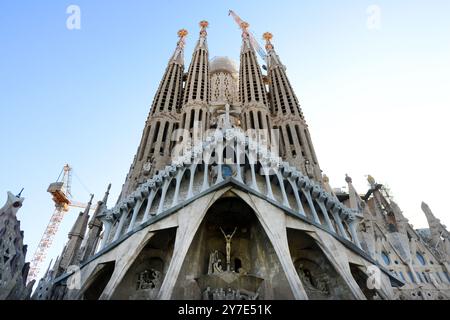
[0,192,33,300]
[28,20,450,300]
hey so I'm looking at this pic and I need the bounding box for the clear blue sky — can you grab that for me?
[1,1,449,283]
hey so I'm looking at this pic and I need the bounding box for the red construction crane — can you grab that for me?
[26,164,97,284]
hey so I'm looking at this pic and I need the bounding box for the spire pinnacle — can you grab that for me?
[367,175,376,186]
[263,32,274,50]
[345,174,353,183]
[321,174,336,195]
[170,29,188,63]
[193,20,208,50]
[102,183,111,204]
[199,20,209,32]
[241,21,249,32]
[346,174,363,212]
[82,193,94,214]
[262,32,283,70]
[177,29,188,47]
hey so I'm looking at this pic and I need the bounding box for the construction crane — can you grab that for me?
[27,164,97,284]
[229,10,268,63]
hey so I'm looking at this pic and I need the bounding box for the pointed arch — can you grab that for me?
[171,192,296,300]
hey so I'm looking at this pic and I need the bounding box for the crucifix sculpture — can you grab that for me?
[220,227,237,271]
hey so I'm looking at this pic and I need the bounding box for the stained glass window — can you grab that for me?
[416,252,426,266]
[381,252,391,265]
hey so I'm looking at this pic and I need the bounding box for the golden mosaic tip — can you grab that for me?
[263,32,273,42]
[177,29,188,38]
[240,21,249,30]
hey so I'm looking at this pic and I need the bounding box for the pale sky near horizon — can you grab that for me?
[1,1,449,284]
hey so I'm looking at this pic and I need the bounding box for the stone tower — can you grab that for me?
[181,21,210,142]
[37,19,450,301]
[238,22,271,144]
[264,33,321,181]
[0,192,33,300]
[120,29,188,199]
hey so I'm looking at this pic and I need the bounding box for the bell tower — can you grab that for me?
[120,30,188,199]
[264,32,322,181]
[238,22,272,144]
[180,21,210,145]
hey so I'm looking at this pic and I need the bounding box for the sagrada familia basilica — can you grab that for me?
[1,19,450,300]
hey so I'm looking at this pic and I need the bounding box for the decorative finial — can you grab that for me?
[367,175,376,186]
[199,21,208,39]
[240,21,249,31]
[175,29,188,52]
[102,183,112,203]
[263,32,273,41]
[345,174,352,184]
[322,174,329,183]
[16,188,24,198]
[177,29,188,38]
[263,32,274,50]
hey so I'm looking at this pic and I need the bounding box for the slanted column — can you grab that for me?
[127,198,142,233]
[201,161,210,192]
[261,160,275,200]
[313,189,336,233]
[247,143,260,192]
[187,164,197,198]
[100,222,112,249]
[346,213,362,248]
[297,177,320,223]
[276,172,290,208]
[247,141,264,192]
[288,176,305,216]
[157,179,171,215]
[303,189,320,224]
[331,205,350,241]
[298,178,320,224]
[99,211,114,249]
[127,186,147,232]
[172,170,184,205]
[113,205,128,242]
[317,201,335,232]
[142,188,157,223]
[215,164,224,184]
[249,163,259,192]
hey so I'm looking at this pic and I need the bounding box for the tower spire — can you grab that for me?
[80,184,112,262]
[120,30,188,198]
[421,202,449,252]
[181,21,210,141]
[264,32,322,181]
[102,183,111,203]
[239,22,269,109]
[57,194,93,274]
[182,21,209,106]
[170,29,188,65]
[238,21,271,145]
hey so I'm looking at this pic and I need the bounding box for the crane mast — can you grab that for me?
[228,9,268,62]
